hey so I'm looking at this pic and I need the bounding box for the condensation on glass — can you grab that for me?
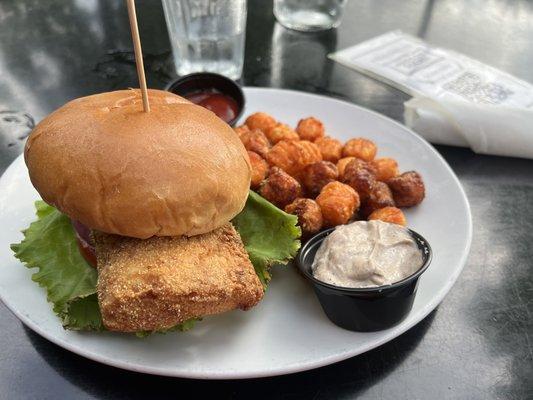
[162,0,247,80]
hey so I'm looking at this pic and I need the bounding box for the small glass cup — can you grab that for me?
[273,0,347,32]
[162,0,247,80]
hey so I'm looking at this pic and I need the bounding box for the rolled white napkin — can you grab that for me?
[404,96,533,159]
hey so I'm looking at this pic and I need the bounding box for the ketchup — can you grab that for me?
[72,220,97,268]
[185,90,238,124]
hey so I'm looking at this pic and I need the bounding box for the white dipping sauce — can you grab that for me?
[312,220,423,288]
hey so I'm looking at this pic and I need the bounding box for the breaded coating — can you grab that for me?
[95,224,263,332]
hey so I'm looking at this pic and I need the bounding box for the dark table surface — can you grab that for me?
[1,1,532,399]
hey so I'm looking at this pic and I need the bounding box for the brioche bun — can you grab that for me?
[25,89,251,239]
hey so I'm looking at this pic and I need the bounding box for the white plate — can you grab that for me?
[0,88,472,379]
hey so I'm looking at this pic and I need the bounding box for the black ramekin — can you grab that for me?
[164,72,245,126]
[296,227,432,332]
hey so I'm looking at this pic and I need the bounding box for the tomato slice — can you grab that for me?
[72,220,97,268]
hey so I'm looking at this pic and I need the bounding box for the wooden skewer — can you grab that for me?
[126,0,150,112]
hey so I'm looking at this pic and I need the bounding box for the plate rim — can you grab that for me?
[0,87,473,379]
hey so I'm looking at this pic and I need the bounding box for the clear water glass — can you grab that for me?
[274,0,347,32]
[162,0,246,80]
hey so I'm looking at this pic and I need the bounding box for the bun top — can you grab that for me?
[25,89,251,239]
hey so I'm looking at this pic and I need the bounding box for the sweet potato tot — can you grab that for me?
[301,161,338,197]
[368,206,406,226]
[285,198,323,237]
[387,171,425,207]
[316,181,359,227]
[245,112,277,133]
[315,136,343,163]
[296,117,325,142]
[371,157,399,182]
[248,151,269,189]
[342,138,377,161]
[259,167,302,208]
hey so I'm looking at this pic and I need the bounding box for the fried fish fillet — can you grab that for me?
[94,223,263,332]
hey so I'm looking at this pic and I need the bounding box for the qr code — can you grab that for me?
[384,46,443,76]
[443,72,513,104]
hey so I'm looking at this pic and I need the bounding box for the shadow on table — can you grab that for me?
[23,310,436,399]
[436,144,533,185]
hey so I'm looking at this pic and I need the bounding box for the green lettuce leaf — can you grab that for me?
[232,191,301,287]
[11,192,301,332]
[10,201,102,330]
[135,318,198,338]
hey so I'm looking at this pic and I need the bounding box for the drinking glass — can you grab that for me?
[274,0,347,32]
[162,0,247,80]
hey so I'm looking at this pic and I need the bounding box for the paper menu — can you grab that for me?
[329,31,533,159]
[328,31,533,108]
